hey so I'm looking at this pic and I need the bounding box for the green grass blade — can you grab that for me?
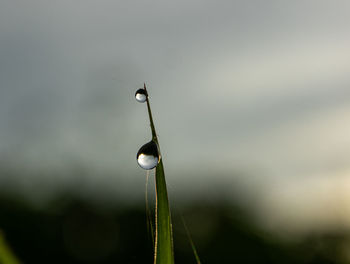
[145,170,155,248]
[181,215,202,264]
[154,159,174,264]
[0,230,21,264]
[143,83,174,264]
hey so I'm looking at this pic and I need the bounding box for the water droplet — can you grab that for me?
[137,140,160,170]
[135,88,148,103]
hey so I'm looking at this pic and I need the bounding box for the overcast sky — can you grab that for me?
[1,0,350,233]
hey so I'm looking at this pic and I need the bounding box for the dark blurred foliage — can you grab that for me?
[0,192,348,264]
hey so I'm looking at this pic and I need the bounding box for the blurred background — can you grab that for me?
[1,0,350,263]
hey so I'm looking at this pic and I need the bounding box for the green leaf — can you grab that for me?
[181,215,201,264]
[143,83,174,264]
[0,230,21,264]
[154,159,174,264]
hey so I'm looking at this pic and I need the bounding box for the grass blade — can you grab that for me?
[181,215,202,264]
[143,83,174,264]
[154,159,174,264]
[145,170,155,247]
[0,230,21,264]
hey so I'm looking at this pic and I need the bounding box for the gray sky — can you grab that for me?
[1,0,350,233]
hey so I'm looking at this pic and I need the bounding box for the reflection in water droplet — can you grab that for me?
[137,140,160,170]
[135,88,148,103]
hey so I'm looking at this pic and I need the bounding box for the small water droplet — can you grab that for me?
[137,140,160,170]
[135,88,148,103]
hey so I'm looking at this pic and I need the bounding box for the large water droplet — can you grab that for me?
[137,140,160,170]
[135,88,148,103]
